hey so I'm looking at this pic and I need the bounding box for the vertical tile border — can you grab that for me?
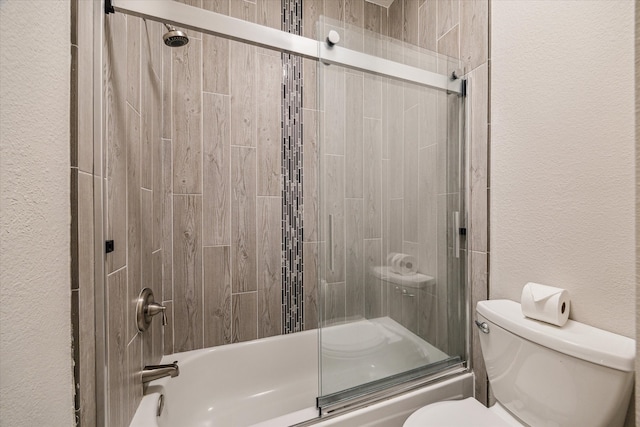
[282,0,304,333]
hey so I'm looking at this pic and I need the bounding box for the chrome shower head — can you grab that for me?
[163,24,189,47]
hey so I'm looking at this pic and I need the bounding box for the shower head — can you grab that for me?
[163,23,189,47]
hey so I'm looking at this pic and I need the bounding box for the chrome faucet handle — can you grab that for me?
[136,288,167,331]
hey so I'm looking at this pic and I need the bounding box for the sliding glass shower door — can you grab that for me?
[317,19,467,408]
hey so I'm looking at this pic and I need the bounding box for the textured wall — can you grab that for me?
[635,0,639,421]
[0,1,74,426]
[490,1,635,338]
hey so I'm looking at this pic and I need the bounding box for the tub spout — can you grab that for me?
[141,361,179,385]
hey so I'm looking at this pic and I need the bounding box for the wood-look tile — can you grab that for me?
[363,1,380,33]
[380,3,388,36]
[172,38,202,194]
[256,53,281,196]
[140,189,153,336]
[324,0,344,24]
[364,239,382,318]
[162,300,174,355]
[345,0,363,26]
[141,25,162,191]
[419,86,438,149]
[364,75,382,119]
[230,40,256,147]
[106,267,128,427]
[403,0,418,45]
[70,46,78,169]
[203,93,231,246]
[324,282,346,325]
[404,79,420,110]
[141,194,153,366]
[153,151,162,254]
[105,13,127,274]
[344,22,364,52]
[303,0,323,39]
[126,333,142,426]
[418,0,437,51]
[232,292,258,343]
[127,16,140,112]
[437,24,459,61]
[71,290,80,413]
[161,139,173,301]
[77,0,94,174]
[364,118,382,239]
[126,105,141,340]
[418,145,438,275]
[162,44,172,139]
[203,35,229,95]
[388,0,403,40]
[389,199,403,253]
[230,0,256,21]
[303,59,318,110]
[345,72,363,198]
[151,250,163,362]
[71,169,79,290]
[77,174,96,427]
[231,147,257,293]
[437,0,459,39]
[257,197,282,338]
[203,0,230,14]
[345,199,364,318]
[324,65,345,155]
[471,251,488,405]
[173,195,203,352]
[303,109,319,242]
[387,80,404,199]
[204,246,232,347]
[325,155,345,283]
[257,0,280,29]
[469,63,488,253]
[303,242,319,330]
[403,105,419,243]
[460,0,488,72]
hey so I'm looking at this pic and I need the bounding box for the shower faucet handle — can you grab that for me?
[136,288,167,331]
[147,302,167,326]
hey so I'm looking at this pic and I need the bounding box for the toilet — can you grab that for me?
[404,299,635,427]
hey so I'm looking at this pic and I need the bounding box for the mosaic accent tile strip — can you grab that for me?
[281,0,304,334]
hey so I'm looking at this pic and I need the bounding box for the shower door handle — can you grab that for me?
[328,214,335,271]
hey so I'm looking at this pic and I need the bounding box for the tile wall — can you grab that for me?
[71,1,490,426]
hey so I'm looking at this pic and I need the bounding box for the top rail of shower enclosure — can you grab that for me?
[108,0,464,94]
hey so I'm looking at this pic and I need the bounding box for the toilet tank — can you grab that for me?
[476,299,634,427]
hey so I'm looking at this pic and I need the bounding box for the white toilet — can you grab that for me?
[404,299,635,427]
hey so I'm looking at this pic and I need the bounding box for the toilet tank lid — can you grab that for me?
[476,299,635,372]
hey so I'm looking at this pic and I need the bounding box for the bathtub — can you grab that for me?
[130,317,473,427]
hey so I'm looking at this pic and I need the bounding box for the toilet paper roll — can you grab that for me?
[390,253,418,276]
[386,252,400,268]
[520,282,571,327]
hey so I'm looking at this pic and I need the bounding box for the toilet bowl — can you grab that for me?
[403,299,635,427]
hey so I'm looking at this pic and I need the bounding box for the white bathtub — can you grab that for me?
[130,317,473,427]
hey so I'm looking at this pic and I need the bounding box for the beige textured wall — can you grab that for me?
[0,0,74,426]
[635,0,640,425]
[490,1,635,338]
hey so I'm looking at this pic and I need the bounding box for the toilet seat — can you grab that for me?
[403,397,522,427]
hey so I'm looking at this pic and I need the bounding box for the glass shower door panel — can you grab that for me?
[317,30,466,401]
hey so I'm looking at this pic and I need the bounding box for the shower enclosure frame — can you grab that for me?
[91,1,473,425]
